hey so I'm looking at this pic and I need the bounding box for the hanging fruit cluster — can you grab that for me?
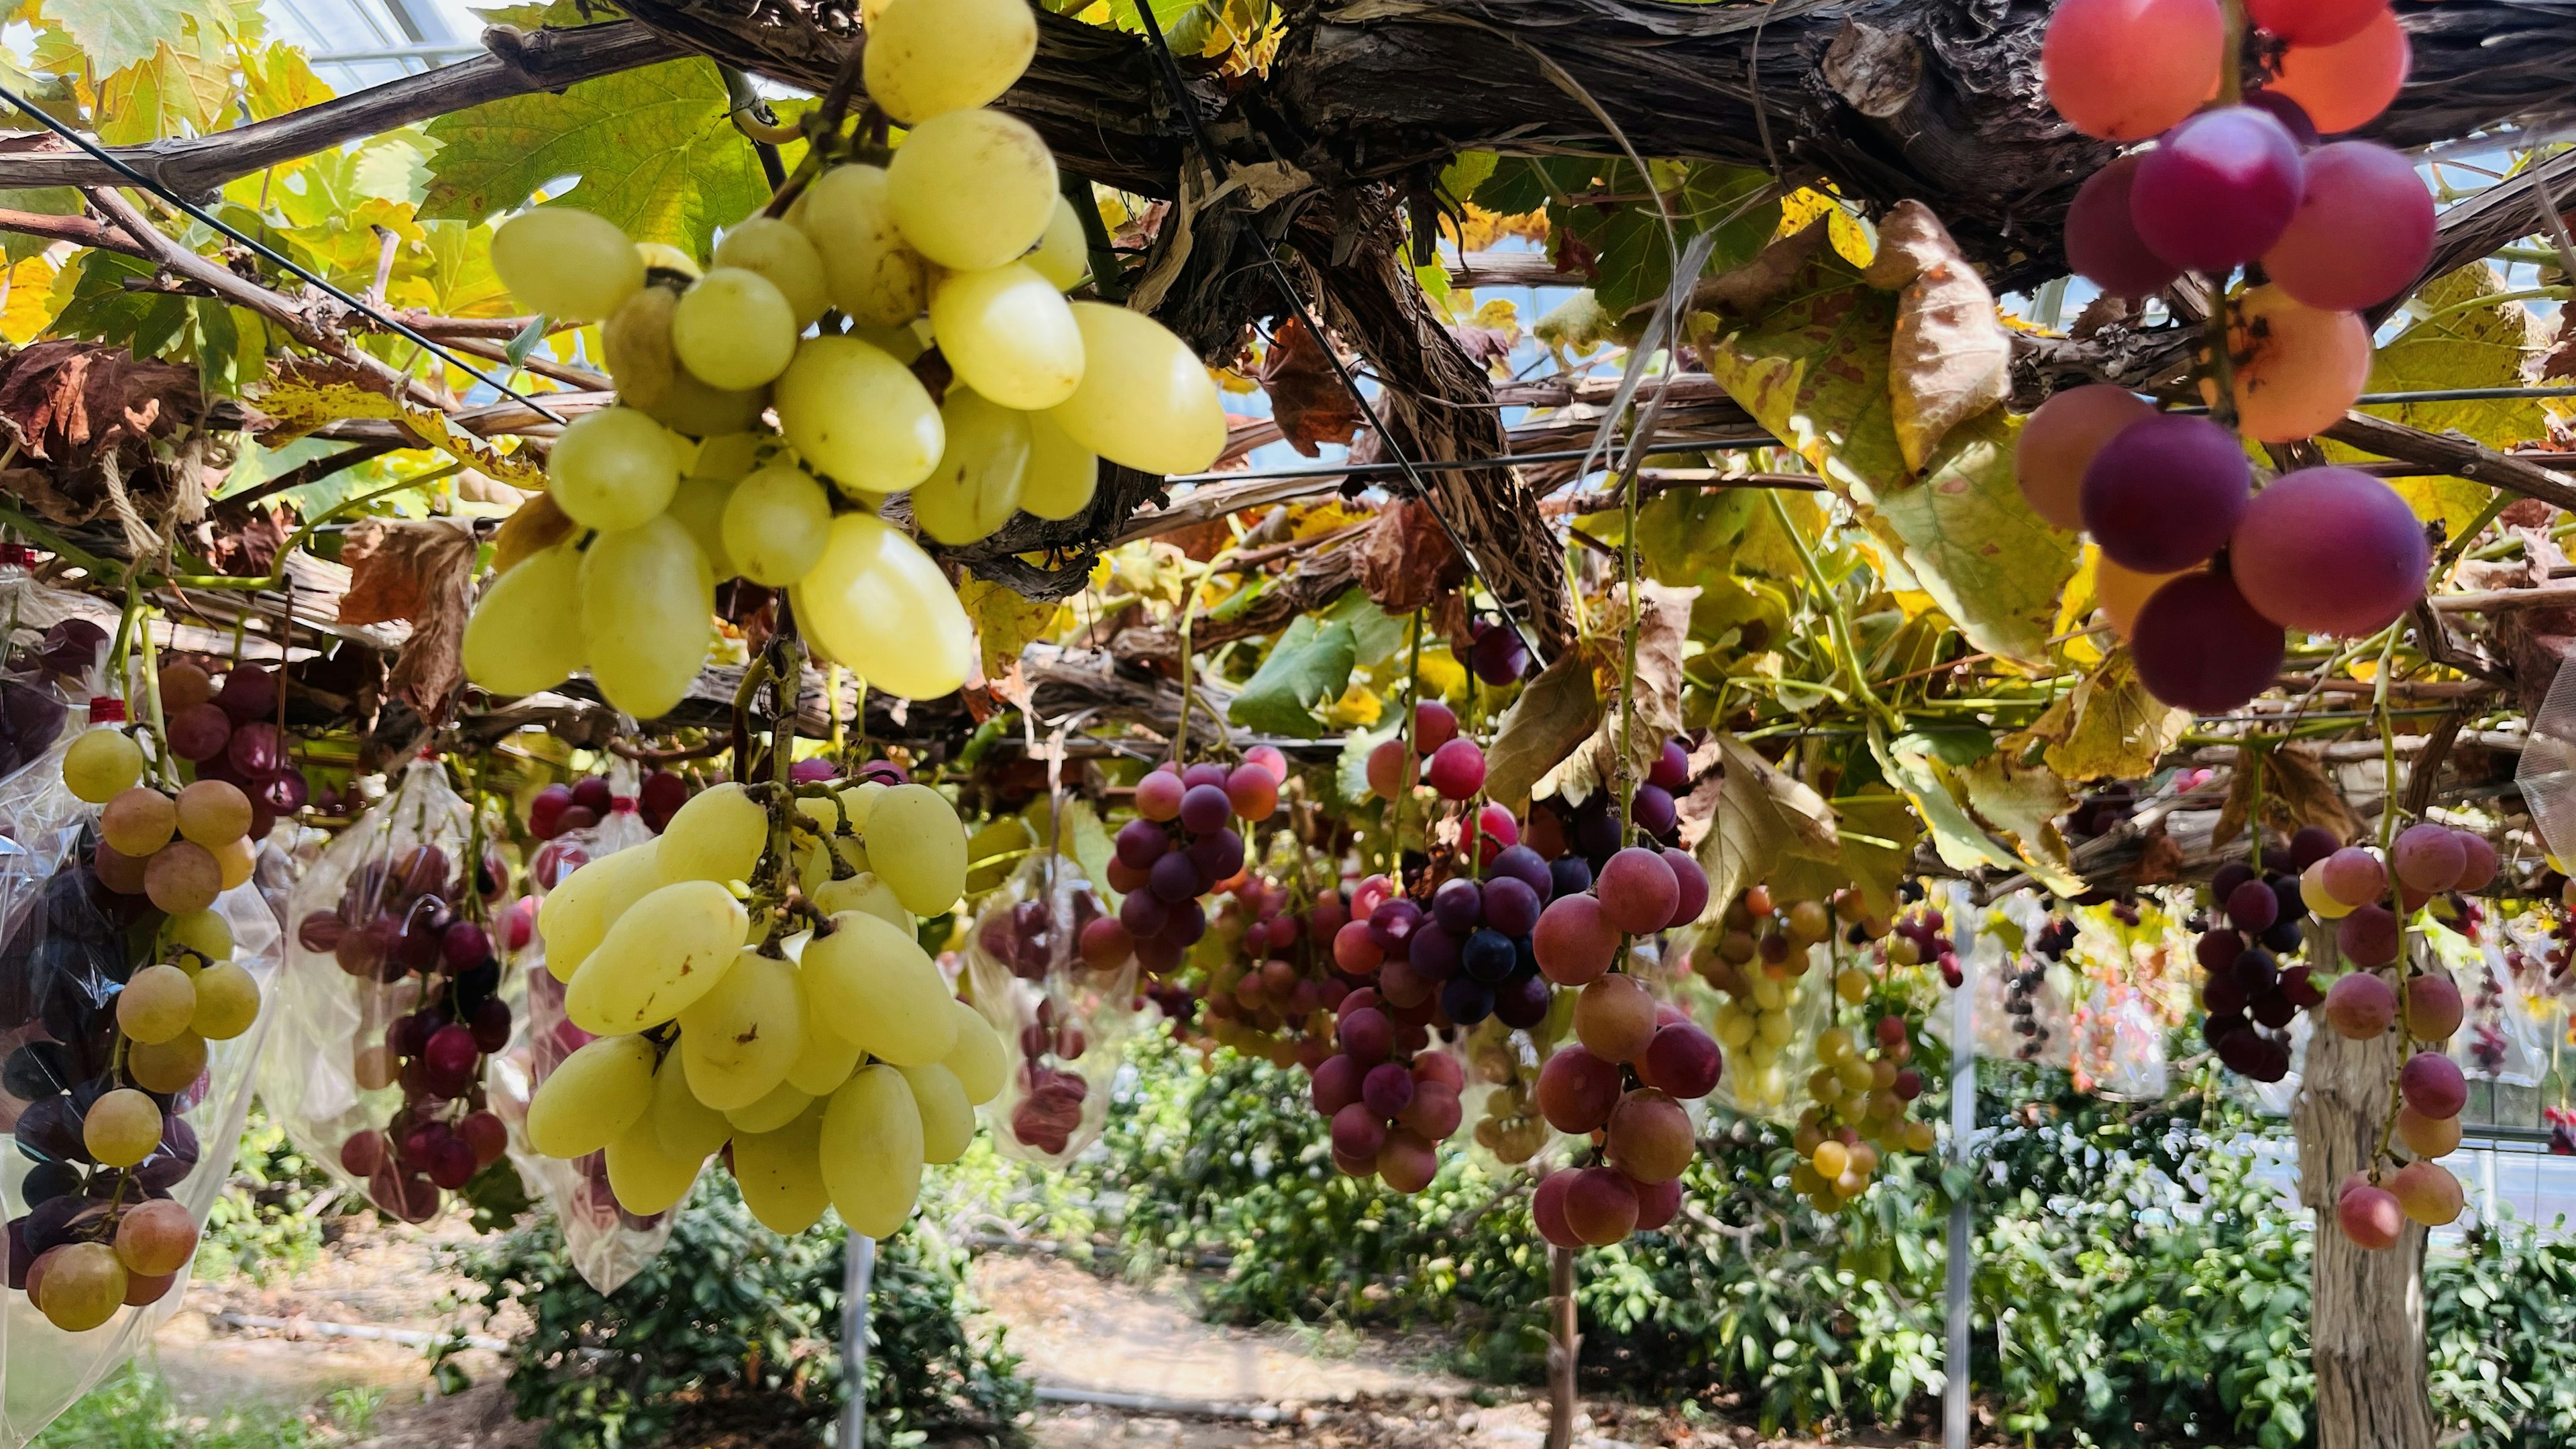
[522,773,1006,1238]
[11,697,264,1330]
[2023,0,2435,711]
[467,0,1225,715]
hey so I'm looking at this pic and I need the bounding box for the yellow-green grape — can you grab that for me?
[101,786,174,856]
[731,1103,829,1234]
[565,879,750,1034]
[722,462,833,585]
[884,109,1059,272]
[678,949,806,1110]
[811,871,910,930]
[942,998,1006,1104]
[726,1080,815,1134]
[64,727,144,804]
[549,407,680,532]
[1028,194,1089,291]
[821,1064,924,1237]
[690,431,763,482]
[657,782,767,885]
[790,513,972,700]
[928,264,1083,410]
[864,784,969,914]
[899,1061,975,1164]
[647,369,770,439]
[168,908,231,963]
[125,1032,205,1095]
[464,541,588,696]
[672,266,800,390]
[492,207,643,321]
[83,1087,162,1168]
[910,389,1030,545]
[191,961,260,1040]
[1047,303,1226,475]
[635,241,699,277]
[605,1112,705,1216]
[796,165,927,327]
[539,841,665,983]
[652,1049,733,1159]
[860,0,1035,122]
[36,1241,127,1333]
[774,335,944,497]
[527,1034,658,1157]
[665,476,739,580]
[1019,407,1099,520]
[800,910,960,1065]
[713,215,829,327]
[117,963,197,1045]
[787,979,866,1095]
[212,835,255,893]
[580,515,715,720]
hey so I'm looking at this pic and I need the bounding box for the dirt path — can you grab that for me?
[128,1223,1907,1448]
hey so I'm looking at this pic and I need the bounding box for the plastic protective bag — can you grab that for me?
[0,741,289,1447]
[262,758,513,1220]
[2068,986,2169,1099]
[484,765,680,1294]
[1702,941,1830,1126]
[0,561,95,795]
[966,855,1136,1165]
[2455,936,2547,1089]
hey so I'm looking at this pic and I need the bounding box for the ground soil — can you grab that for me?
[133,1220,1914,1448]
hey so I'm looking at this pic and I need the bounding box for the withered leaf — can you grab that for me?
[0,340,203,529]
[1864,201,2008,472]
[1686,218,1828,317]
[1483,648,1603,810]
[1693,734,1841,912]
[1356,500,1463,615]
[490,492,576,576]
[1257,315,1364,458]
[340,517,478,717]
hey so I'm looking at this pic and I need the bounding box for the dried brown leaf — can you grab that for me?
[341,517,477,716]
[2133,819,2184,885]
[1693,734,1841,912]
[1257,315,1364,457]
[1356,500,1463,615]
[2212,743,2363,851]
[1687,219,1828,317]
[1864,201,2009,472]
[1483,648,1604,811]
[0,340,202,528]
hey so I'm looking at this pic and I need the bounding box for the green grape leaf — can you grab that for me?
[1875,727,2017,875]
[421,58,770,256]
[1866,409,2078,667]
[1227,614,1359,739]
[55,0,225,76]
[1957,750,2082,897]
[1833,790,1920,922]
[0,189,79,264]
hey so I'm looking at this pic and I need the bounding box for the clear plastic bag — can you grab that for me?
[2068,986,2169,1099]
[2453,935,2547,1088]
[966,855,1137,1166]
[0,767,289,1446]
[1705,942,1829,1126]
[484,771,680,1294]
[261,758,513,1220]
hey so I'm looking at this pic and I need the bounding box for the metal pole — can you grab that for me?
[839,1234,876,1449]
[1943,887,1978,1449]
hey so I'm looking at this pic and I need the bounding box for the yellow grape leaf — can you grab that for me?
[1863,201,2010,474]
[0,257,62,344]
[2030,649,2188,782]
[250,374,408,438]
[1776,187,1874,267]
[2322,264,2545,538]
[93,38,232,146]
[1875,727,2017,875]
[1866,409,2079,667]
[1833,790,1919,921]
[956,572,1063,683]
[1959,750,2082,896]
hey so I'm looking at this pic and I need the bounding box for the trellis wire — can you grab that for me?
[0,83,570,423]
[1124,0,1544,666]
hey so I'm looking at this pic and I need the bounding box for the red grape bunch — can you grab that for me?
[0,614,99,778]
[301,839,516,1220]
[530,768,695,845]
[156,661,312,836]
[1189,866,1354,1069]
[969,871,1114,1157]
[2026,0,2434,712]
[2309,822,2498,1246]
[1085,749,1287,976]
[2195,829,2343,1082]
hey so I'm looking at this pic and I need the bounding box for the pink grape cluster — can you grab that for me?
[1190,871,1351,1066]
[1010,997,1091,1156]
[1084,749,1287,975]
[2025,0,2436,714]
[1366,702,1493,814]
[1311,983,1467,1192]
[298,843,516,1219]
[160,661,310,833]
[1531,1000,1721,1248]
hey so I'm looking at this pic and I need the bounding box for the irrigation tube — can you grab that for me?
[1944,884,1978,1449]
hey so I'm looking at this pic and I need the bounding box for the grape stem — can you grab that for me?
[1764,490,1893,729]
[2217,0,2245,107]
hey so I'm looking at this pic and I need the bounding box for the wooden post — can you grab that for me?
[2292,940,2434,1449]
[1546,1244,1577,1449]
